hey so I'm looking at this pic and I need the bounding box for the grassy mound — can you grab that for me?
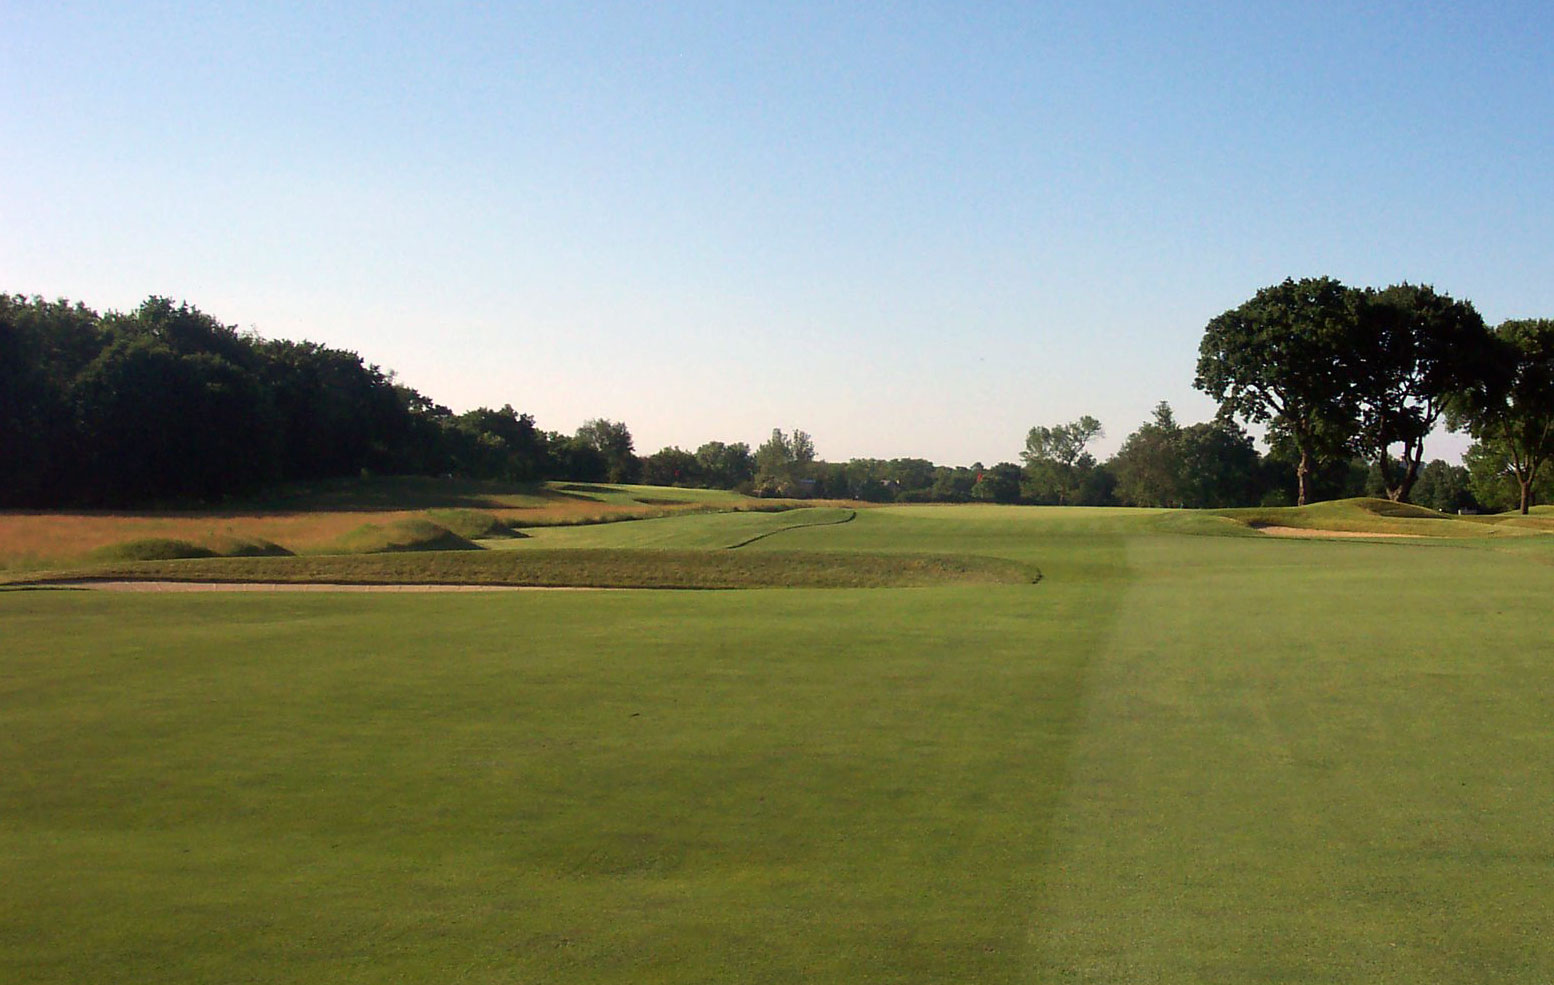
[1458,504,1554,530]
[21,548,1034,590]
[88,538,219,562]
[1353,498,1448,519]
[1143,510,1264,537]
[324,518,481,554]
[1214,497,1531,539]
[423,508,517,540]
[86,535,295,562]
[206,536,293,557]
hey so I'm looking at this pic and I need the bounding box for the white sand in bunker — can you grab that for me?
[71,581,604,593]
[1250,525,1422,539]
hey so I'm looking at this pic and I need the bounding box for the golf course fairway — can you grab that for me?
[3,504,1551,982]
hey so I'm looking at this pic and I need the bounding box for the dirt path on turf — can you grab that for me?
[57,581,604,593]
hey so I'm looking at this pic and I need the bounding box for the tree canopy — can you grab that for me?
[753,429,816,497]
[1195,277,1362,506]
[1351,284,1495,503]
[1021,416,1104,505]
[1110,402,1182,507]
[575,419,639,484]
[1451,319,1554,514]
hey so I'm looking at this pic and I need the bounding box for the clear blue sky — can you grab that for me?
[4,1,1550,465]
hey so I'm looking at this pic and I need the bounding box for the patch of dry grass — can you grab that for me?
[0,510,434,569]
[0,484,812,570]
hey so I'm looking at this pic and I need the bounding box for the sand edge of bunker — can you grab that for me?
[1249,524,1424,540]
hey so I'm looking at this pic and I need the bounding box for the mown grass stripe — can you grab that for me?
[723,508,857,549]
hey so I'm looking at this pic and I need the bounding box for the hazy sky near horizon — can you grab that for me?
[4,1,1550,465]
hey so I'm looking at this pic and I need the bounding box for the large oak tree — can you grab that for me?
[1195,277,1364,506]
[1352,284,1495,503]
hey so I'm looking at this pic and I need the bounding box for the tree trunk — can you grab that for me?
[1388,440,1425,504]
[1520,476,1533,515]
[1378,450,1400,502]
[1296,449,1311,507]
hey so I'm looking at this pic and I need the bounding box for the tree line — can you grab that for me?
[3,285,1551,512]
[1005,403,1545,515]
[0,295,671,507]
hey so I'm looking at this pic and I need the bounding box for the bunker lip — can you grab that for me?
[32,580,609,593]
[1248,524,1422,539]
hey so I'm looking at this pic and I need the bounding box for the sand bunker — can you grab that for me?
[1251,525,1421,540]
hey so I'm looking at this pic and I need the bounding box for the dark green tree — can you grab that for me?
[693,441,754,488]
[1195,277,1362,505]
[447,406,547,481]
[575,419,639,484]
[930,466,978,502]
[641,446,700,487]
[544,434,608,482]
[0,295,103,505]
[256,338,418,481]
[113,296,256,367]
[753,428,816,496]
[1076,462,1118,506]
[73,336,272,504]
[1411,459,1476,514]
[840,459,893,502]
[971,463,1023,504]
[885,458,937,499]
[1021,415,1103,505]
[1450,319,1554,514]
[1109,402,1182,507]
[1352,284,1496,502]
[1177,417,1261,508]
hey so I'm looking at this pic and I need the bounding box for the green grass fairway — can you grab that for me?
[4,505,1554,982]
